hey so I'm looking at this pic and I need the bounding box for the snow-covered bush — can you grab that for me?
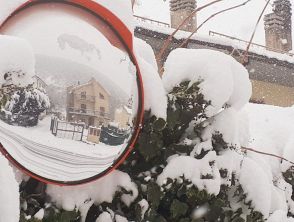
[1,14,294,220]
[1,87,50,126]
[15,45,271,221]
[0,35,50,127]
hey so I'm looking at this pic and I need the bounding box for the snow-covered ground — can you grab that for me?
[239,103,294,220]
[244,103,294,178]
[0,117,126,182]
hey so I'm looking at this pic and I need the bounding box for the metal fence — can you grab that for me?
[134,15,170,28]
[209,30,294,57]
[50,117,85,141]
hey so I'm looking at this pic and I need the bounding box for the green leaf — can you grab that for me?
[170,199,188,219]
[231,217,245,222]
[153,118,167,132]
[147,182,161,209]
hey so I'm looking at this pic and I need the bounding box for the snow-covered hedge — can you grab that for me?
[0,36,50,127]
[1,12,294,221]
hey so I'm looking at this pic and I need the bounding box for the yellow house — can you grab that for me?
[66,78,110,127]
[114,106,132,129]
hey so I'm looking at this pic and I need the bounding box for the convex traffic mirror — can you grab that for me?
[0,1,144,185]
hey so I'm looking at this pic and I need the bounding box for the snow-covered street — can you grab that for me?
[0,117,124,181]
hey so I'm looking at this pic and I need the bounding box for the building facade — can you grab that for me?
[66,78,110,127]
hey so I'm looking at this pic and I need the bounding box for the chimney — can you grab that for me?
[264,0,292,52]
[170,0,197,32]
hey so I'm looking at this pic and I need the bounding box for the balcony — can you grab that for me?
[67,107,110,119]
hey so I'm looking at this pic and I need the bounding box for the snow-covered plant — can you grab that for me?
[1,86,50,127]
[0,35,49,127]
[4,39,294,221]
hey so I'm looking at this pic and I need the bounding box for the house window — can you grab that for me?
[99,93,105,100]
[100,107,105,116]
[81,104,86,113]
[81,91,86,99]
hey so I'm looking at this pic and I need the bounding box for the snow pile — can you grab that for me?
[244,103,294,177]
[163,48,251,117]
[244,103,294,156]
[239,157,272,216]
[96,212,112,222]
[268,210,294,222]
[0,35,35,87]
[47,170,138,222]
[164,49,251,150]
[0,154,20,222]
[157,152,221,195]
[134,38,167,119]
[96,212,128,222]
[192,107,249,152]
[159,150,274,217]
[241,103,294,219]
[34,208,44,220]
[134,38,158,71]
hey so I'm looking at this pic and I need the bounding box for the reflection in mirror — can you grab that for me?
[0,2,139,183]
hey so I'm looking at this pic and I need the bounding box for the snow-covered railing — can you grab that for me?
[67,107,110,119]
[134,15,170,28]
[209,30,294,57]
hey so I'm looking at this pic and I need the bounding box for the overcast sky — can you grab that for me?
[2,4,134,93]
[134,0,293,46]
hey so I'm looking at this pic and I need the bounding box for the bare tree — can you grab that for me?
[155,0,224,72]
[177,0,252,49]
[241,0,271,64]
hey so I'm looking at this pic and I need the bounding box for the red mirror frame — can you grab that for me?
[0,0,144,186]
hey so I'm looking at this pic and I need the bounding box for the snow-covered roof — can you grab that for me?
[69,78,110,96]
[135,20,294,65]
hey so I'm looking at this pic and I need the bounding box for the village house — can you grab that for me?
[114,106,132,129]
[66,78,111,127]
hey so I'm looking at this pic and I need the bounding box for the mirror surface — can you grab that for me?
[0,2,139,183]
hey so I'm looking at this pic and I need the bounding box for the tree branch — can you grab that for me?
[241,0,271,64]
[178,0,252,49]
[156,0,224,71]
[241,147,294,165]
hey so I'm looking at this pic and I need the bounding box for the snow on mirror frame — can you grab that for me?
[0,0,144,185]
